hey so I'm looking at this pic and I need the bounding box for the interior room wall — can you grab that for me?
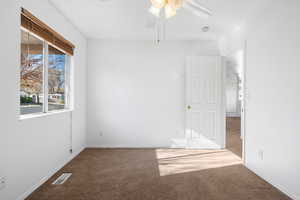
[87,40,220,148]
[0,1,87,200]
[221,0,300,198]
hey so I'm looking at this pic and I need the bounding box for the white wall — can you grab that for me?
[222,0,300,199]
[87,40,219,147]
[0,1,87,200]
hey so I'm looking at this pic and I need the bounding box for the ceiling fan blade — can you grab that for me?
[182,0,212,18]
[186,0,212,15]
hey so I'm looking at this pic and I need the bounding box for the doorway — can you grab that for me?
[225,49,245,159]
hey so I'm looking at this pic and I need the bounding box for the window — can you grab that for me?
[48,45,66,111]
[20,8,74,116]
[20,30,70,115]
[20,30,44,115]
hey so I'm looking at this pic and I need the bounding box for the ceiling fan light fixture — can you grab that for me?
[165,4,177,18]
[150,0,166,9]
[149,6,161,17]
[169,0,183,9]
[149,0,212,19]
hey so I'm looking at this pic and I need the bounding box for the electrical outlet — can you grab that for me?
[99,131,103,137]
[0,177,6,190]
[258,150,264,160]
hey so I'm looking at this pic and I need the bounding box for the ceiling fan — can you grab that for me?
[149,0,212,19]
[148,0,212,44]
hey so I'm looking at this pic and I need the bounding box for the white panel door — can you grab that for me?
[185,56,225,149]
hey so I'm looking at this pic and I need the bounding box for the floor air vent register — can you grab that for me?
[52,173,72,185]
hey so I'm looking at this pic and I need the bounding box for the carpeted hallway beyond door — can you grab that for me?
[26,148,290,200]
[226,117,242,158]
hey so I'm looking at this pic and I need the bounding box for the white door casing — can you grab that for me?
[185,56,225,149]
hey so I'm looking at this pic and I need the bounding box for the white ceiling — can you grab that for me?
[50,0,271,41]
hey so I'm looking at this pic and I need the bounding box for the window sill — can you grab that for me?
[19,109,72,121]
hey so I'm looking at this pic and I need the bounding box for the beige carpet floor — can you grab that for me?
[26,119,290,200]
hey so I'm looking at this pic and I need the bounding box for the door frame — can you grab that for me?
[242,40,247,164]
[224,41,247,164]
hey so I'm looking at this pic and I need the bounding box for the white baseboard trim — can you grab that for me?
[87,145,224,150]
[16,146,85,200]
[245,164,299,200]
[87,145,169,149]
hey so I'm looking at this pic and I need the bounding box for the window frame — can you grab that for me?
[20,27,72,118]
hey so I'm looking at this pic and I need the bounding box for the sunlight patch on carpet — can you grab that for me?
[156,149,242,176]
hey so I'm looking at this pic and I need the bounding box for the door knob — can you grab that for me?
[187,105,191,110]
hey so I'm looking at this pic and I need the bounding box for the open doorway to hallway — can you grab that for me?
[225,49,244,159]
